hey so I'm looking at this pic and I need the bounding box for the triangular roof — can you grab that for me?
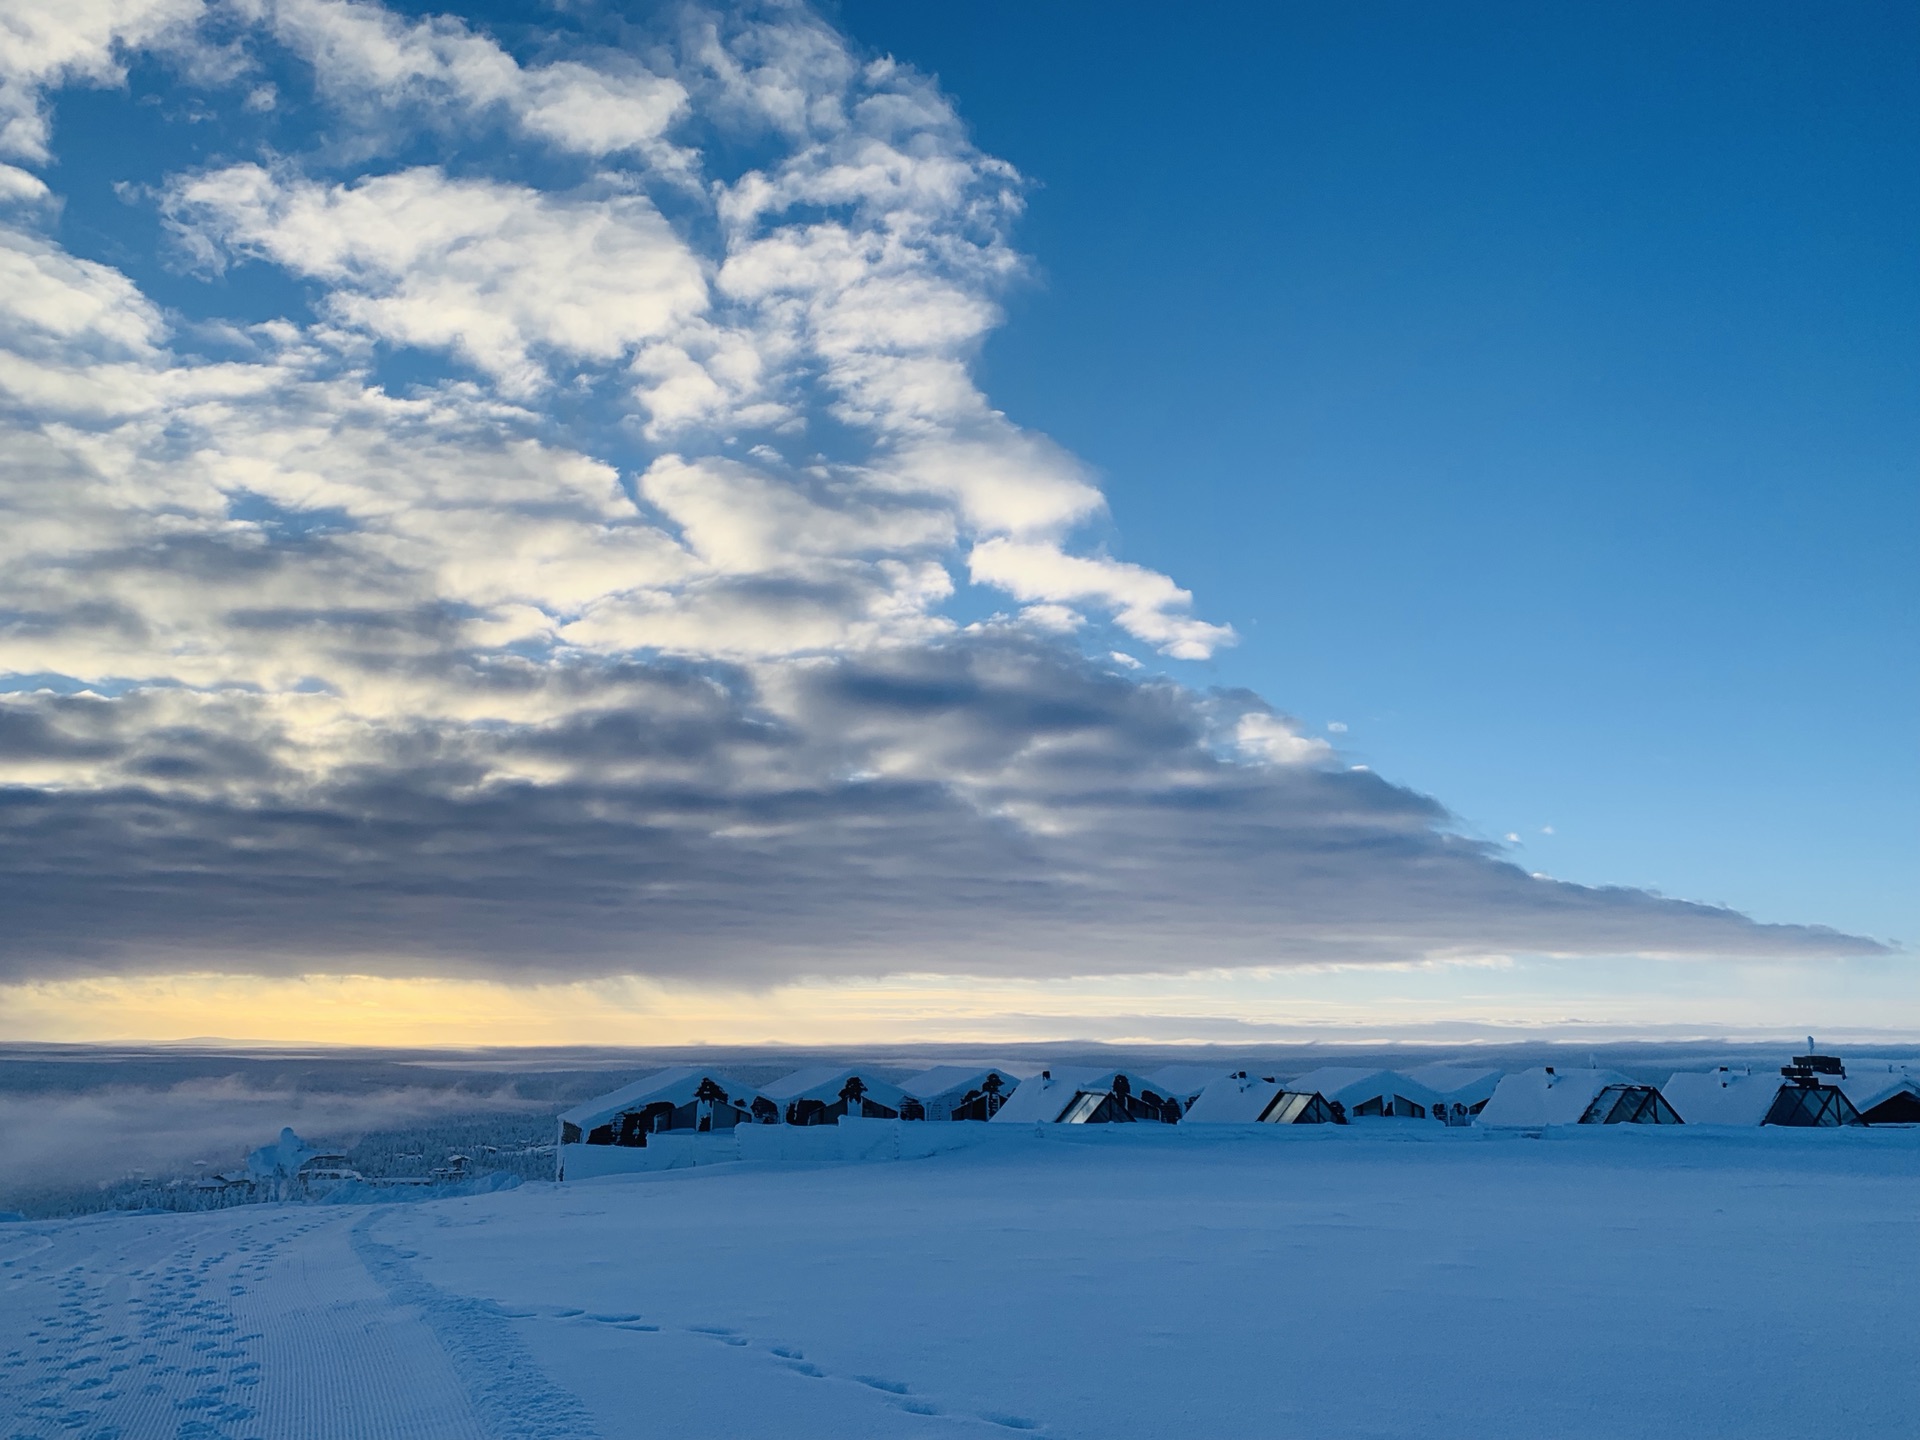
[1184,1073,1293,1124]
[989,1068,1171,1123]
[1146,1065,1236,1103]
[559,1067,764,1130]
[899,1066,1022,1101]
[1287,1067,1443,1112]
[762,1066,909,1107]
[1476,1068,1635,1127]
[1404,1065,1504,1107]
[1664,1068,1832,1126]
[1838,1062,1920,1114]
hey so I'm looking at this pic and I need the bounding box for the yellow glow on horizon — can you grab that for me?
[2,958,1915,1047]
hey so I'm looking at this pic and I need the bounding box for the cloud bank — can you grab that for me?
[0,0,1873,985]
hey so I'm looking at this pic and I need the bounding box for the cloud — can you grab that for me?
[969,537,1235,659]
[0,0,1884,994]
[167,165,710,393]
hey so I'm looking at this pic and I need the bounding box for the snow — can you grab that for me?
[899,1067,1022,1102]
[1476,1068,1635,1127]
[1839,1061,1920,1114]
[1286,1066,1442,1117]
[1404,1065,1504,1109]
[558,1068,766,1133]
[5,1125,1917,1439]
[988,1069,1172,1123]
[1662,1069,1783,1126]
[1142,1064,1233,1105]
[762,1067,910,1112]
[1182,1072,1292,1124]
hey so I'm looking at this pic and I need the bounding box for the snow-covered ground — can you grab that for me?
[4,1125,1915,1439]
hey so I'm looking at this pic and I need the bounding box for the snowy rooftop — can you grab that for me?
[1404,1065,1504,1107]
[1287,1067,1443,1112]
[1661,1069,1781,1126]
[762,1066,910,1106]
[990,1069,1170,1124]
[1476,1069,1636,1127]
[558,1067,764,1131]
[899,1066,1022,1101]
[1183,1073,1291,1124]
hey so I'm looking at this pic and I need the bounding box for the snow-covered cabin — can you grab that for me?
[558,1068,773,1147]
[900,1066,1021,1121]
[1404,1066,1504,1125]
[1476,1068,1681,1127]
[1842,1062,1920,1124]
[764,1067,911,1125]
[1286,1068,1443,1121]
[990,1068,1184,1124]
[1146,1065,1236,1112]
[1664,1057,1866,1127]
[1182,1072,1340,1125]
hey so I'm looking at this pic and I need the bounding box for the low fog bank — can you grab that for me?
[6,1040,1917,1218]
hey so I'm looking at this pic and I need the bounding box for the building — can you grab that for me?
[1182,1072,1340,1125]
[1404,1065,1504,1125]
[1842,1063,1920,1124]
[1146,1065,1236,1112]
[1665,1051,1867,1127]
[1286,1068,1444,1121]
[557,1068,773,1147]
[764,1067,912,1125]
[1476,1068,1682,1127]
[900,1066,1022,1121]
[990,1068,1184,1124]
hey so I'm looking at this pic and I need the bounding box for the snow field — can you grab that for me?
[4,1124,1917,1439]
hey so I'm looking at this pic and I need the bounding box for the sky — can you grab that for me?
[0,0,1912,1046]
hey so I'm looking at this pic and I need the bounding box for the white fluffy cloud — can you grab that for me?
[168,165,711,392]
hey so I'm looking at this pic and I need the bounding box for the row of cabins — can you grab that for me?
[558,1050,1920,1158]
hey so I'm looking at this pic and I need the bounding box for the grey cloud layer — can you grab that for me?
[0,0,1876,982]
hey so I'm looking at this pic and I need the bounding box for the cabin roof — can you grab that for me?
[1146,1065,1236,1101]
[1286,1067,1443,1110]
[899,1066,1021,1100]
[989,1068,1171,1123]
[1476,1068,1637,1127]
[1838,1063,1920,1112]
[1404,1065,1505,1106]
[1662,1068,1838,1126]
[1183,1073,1292,1124]
[559,1067,763,1130]
[762,1066,910,1106]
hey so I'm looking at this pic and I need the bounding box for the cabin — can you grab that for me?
[1665,1053,1866,1127]
[1146,1065,1236,1112]
[558,1067,773,1148]
[1843,1064,1920,1124]
[900,1066,1022,1121]
[1183,1072,1340,1125]
[1476,1068,1682,1127]
[1405,1065,1504,1125]
[764,1067,912,1125]
[990,1068,1183,1125]
[1287,1068,1443,1121]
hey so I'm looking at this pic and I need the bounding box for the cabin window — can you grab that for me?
[1258,1091,1336,1125]
[1763,1085,1864,1127]
[1579,1085,1682,1125]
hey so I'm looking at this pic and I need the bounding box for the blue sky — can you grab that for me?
[841,0,1920,946]
[0,0,1911,1043]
